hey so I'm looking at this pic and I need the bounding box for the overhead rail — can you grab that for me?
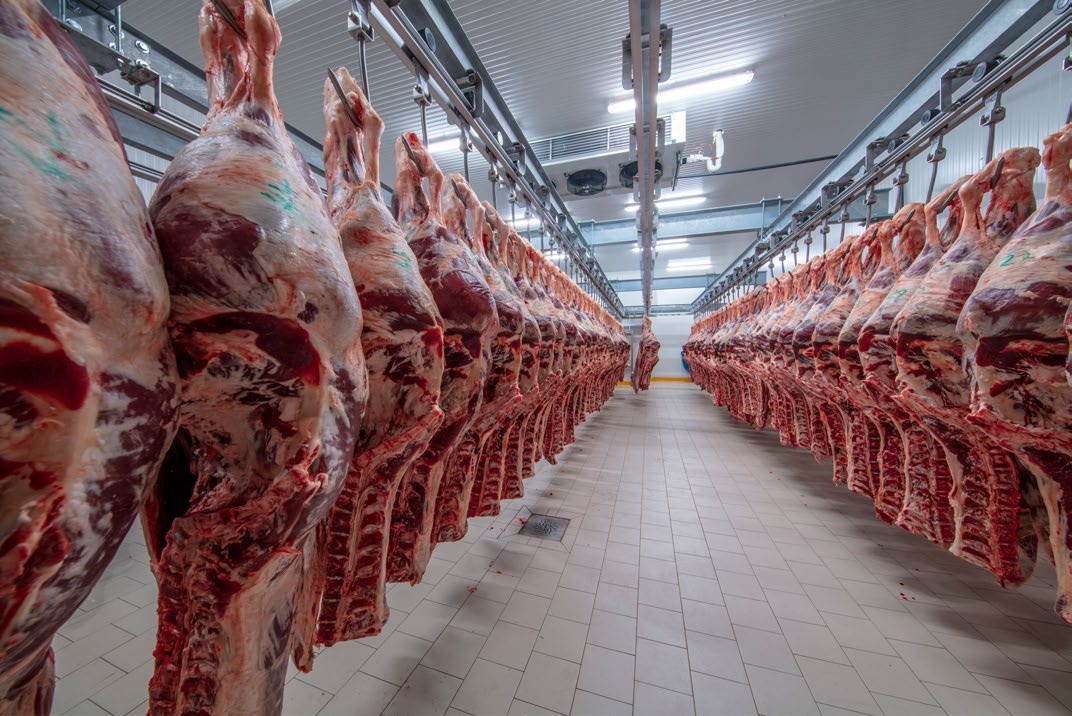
[365,0,626,317]
[691,0,1063,315]
[582,192,889,247]
[48,0,335,183]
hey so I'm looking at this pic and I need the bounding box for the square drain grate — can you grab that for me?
[519,514,571,541]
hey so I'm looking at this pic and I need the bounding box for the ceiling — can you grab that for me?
[120,0,989,309]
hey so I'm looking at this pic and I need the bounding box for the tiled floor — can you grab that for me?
[55,385,1072,715]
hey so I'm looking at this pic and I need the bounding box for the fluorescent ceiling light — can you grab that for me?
[427,137,463,154]
[626,196,706,213]
[608,70,754,114]
[273,0,305,9]
[666,258,712,272]
[670,111,687,144]
[544,250,567,260]
[632,238,688,253]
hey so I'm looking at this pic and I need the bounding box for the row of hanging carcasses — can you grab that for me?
[0,2,628,713]
[684,126,1072,623]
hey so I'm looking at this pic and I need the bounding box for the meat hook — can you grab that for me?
[401,138,426,178]
[209,0,246,40]
[327,68,362,129]
[937,185,959,213]
[989,155,1006,190]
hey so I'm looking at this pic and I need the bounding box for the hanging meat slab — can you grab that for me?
[387,134,495,583]
[143,2,367,712]
[632,316,661,392]
[892,148,1040,586]
[0,2,180,712]
[959,124,1072,621]
[313,68,445,646]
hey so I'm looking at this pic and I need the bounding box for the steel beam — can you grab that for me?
[583,193,888,246]
[612,274,708,292]
[624,303,696,316]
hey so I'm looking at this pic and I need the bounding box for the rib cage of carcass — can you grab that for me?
[684,130,1072,624]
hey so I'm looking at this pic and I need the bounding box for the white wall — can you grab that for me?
[650,314,694,378]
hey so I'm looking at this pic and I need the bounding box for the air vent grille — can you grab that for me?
[529,115,674,164]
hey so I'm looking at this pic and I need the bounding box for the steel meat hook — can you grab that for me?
[209,0,246,39]
[327,68,362,128]
[989,154,1006,190]
[401,137,425,178]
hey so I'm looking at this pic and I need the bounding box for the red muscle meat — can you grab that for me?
[143,3,367,712]
[313,69,445,645]
[837,205,925,523]
[0,3,179,712]
[481,205,542,502]
[436,177,522,528]
[387,135,495,583]
[860,180,968,545]
[632,317,661,392]
[892,149,1040,586]
[959,124,1072,620]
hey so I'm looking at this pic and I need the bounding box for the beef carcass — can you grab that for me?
[481,204,542,501]
[143,2,367,711]
[836,205,926,523]
[506,233,562,478]
[313,69,445,645]
[434,176,522,530]
[387,134,495,583]
[891,148,1040,585]
[790,242,855,475]
[631,317,660,392]
[959,124,1072,620]
[0,2,179,711]
[859,180,968,544]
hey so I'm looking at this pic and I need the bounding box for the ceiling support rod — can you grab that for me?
[628,0,661,316]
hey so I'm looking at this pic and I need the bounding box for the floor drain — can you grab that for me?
[519,514,571,541]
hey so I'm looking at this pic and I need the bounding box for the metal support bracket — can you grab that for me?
[893,161,909,209]
[821,179,853,208]
[412,65,432,143]
[455,68,484,119]
[864,136,892,174]
[64,26,162,112]
[940,61,976,112]
[348,0,375,41]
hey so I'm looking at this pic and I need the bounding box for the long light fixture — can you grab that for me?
[544,250,567,260]
[427,136,466,154]
[666,258,712,272]
[608,70,754,114]
[625,196,706,214]
[632,238,688,253]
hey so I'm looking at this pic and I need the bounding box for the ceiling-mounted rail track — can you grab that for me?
[367,0,626,317]
[691,0,1061,315]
